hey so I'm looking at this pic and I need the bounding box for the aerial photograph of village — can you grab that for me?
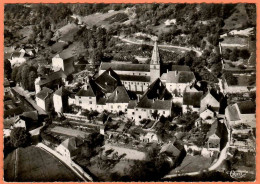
[3,3,256,182]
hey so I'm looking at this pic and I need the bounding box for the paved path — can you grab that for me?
[12,86,47,115]
[116,36,202,56]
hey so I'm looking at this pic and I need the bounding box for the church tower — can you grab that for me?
[150,39,161,83]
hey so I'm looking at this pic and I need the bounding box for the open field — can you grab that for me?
[4,146,82,182]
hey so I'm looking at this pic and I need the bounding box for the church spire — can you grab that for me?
[151,39,160,65]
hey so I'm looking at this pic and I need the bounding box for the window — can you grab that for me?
[132,112,135,115]
[131,82,133,84]
[136,109,138,111]
[89,97,91,99]
[79,100,82,104]
[111,105,113,109]
[139,116,141,119]
[163,111,165,114]
[144,109,146,112]
[89,101,92,104]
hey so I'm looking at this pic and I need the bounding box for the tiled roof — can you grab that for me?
[136,96,172,110]
[171,65,190,71]
[51,42,68,53]
[127,100,138,109]
[160,142,181,157]
[207,120,222,138]
[166,71,195,83]
[237,100,255,114]
[227,105,240,121]
[95,68,122,94]
[76,80,103,97]
[183,91,203,107]
[63,57,75,75]
[55,87,70,96]
[106,86,131,103]
[119,75,150,82]
[38,70,67,86]
[145,78,172,100]
[36,87,53,100]
[100,62,150,72]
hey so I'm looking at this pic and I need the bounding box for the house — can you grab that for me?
[163,70,195,96]
[160,141,185,167]
[56,137,82,162]
[35,70,67,94]
[225,100,256,129]
[94,68,122,95]
[140,131,162,143]
[13,111,41,130]
[8,52,26,68]
[182,91,203,113]
[200,89,221,114]
[132,78,173,125]
[200,106,216,120]
[206,120,223,152]
[99,40,161,93]
[52,54,75,76]
[35,87,54,111]
[127,100,138,120]
[4,119,14,137]
[53,87,71,114]
[74,79,105,111]
[4,78,11,94]
[106,86,135,113]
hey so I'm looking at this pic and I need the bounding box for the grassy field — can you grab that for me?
[223,4,249,31]
[81,10,126,28]
[169,155,212,174]
[4,146,82,182]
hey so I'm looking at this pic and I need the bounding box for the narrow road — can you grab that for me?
[115,36,202,56]
[12,86,47,115]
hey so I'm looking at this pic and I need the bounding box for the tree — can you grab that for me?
[239,49,250,59]
[21,64,30,89]
[224,72,238,85]
[229,48,239,61]
[11,66,19,82]
[28,70,37,91]
[4,59,12,79]
[10,127,31,148]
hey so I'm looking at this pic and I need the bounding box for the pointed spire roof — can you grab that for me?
[151,39,160,65]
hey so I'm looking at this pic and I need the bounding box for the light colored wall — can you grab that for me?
[200,109,214,120]
[52,57,64,71]
[166,82,190,95]
[75,96,96,110]
[36,97,46,111]
[53,94,63,113]
[106,103,128,113]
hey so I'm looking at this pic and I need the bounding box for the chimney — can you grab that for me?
[157,89,159,94]
[105,82,107,85]
[153,98,155,103]
[108,70,111,75]
[116,90,118,96]
[167,69,169,73]
[137,95,140,102]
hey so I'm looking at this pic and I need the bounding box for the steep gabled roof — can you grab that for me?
[166,71,195,83]
[160,142,181,157]
[145,78,172,100]
[227,105,240,121]
[54,86,71,97]
[207,120,222,138]
[127,100,138,109]
[76,80,103,97]
[100,62,150,72]
[36,87,53,100]
[95,68,122,94]
[119,75,150,82]
[106,86,131,103]
[38,70,67,86]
